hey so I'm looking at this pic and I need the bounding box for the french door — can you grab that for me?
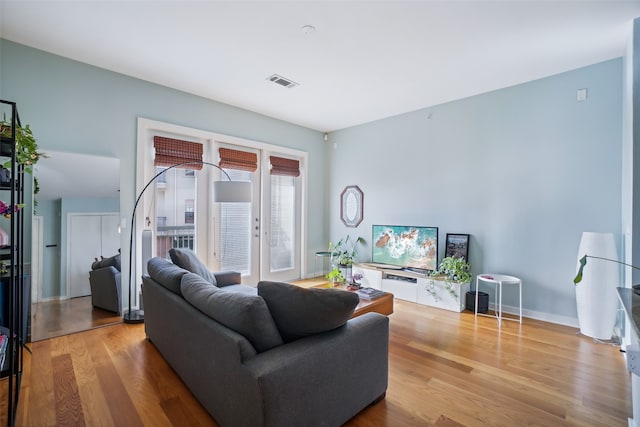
[210,156,261,285]
[140,119,305,288]
[210,143,302,284]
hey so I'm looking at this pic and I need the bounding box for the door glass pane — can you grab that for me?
[270,174,295,272]
[219,169,252,274]
[154,167,196,258]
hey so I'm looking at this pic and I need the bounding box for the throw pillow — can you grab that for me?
[91,253,121,271]
[257,281,359,342]
[181,273,283,353]
[169,248,217,286]
[147,257,189,295]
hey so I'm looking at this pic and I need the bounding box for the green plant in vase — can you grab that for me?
[326,267,345,287]
[426,256,472,301]
[328,235,365,266]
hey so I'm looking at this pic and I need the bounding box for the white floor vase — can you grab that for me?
[575,232,619,340]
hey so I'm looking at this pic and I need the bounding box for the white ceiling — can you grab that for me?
[1,1,639,132]
[34,151,119,201]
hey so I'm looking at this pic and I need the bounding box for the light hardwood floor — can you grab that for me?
[30,296,122,341]
[15,300,631,426]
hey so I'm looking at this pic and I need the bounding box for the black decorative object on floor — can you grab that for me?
[466,291,489,313]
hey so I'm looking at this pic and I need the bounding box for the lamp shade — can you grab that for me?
[213,180,252,203]
[575,232,619,339]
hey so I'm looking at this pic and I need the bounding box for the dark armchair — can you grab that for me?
[89,253,122,315]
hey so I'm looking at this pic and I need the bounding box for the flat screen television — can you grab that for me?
[371,224,438,272]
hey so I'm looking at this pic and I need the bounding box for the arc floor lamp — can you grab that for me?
[123,160,252,323]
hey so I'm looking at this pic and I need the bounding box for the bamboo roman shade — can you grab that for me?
[153,136,203,170]
[270,156,300,177]
[218,147,258,172]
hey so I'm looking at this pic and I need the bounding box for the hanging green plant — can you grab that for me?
[0,119,46,173]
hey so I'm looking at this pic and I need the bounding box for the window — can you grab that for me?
[152,137,200,258]
[156,168,167,184]
[185,199,194,224]
[138,120,306,284]
[268,156,299,273]
[218,168,253,274]
[270,174,296,271]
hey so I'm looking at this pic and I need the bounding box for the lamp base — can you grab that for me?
[123,309,144,324]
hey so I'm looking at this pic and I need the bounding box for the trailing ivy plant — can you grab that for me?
[426,256,472,300]
[0,119,45,173]
[326,266,345,285]
[430,256,472,283]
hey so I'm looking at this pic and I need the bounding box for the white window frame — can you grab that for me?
[135,118,308,284]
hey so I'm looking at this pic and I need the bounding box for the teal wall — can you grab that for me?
[328,59,623,325]
[0,39,327,303]
[0,38,626,325]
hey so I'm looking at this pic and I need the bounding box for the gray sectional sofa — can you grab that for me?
[142,251,389,427]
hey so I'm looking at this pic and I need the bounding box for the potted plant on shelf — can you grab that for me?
[420,256,472,312]
[0,119,46,173]
[328,235,365,283]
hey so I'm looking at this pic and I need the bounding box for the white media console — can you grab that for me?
[353,263,470,312]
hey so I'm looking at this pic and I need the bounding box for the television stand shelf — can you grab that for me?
[353,263,470,312]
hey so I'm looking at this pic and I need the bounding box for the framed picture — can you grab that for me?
[340,185,364,227]
[445,233,470,261]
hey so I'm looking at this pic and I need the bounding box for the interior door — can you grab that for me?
[68,215,101,298]
[68,214,120,298]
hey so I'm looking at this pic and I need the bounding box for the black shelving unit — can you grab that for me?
[0,100,26,427]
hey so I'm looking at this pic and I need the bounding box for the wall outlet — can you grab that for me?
[627,345,640,375]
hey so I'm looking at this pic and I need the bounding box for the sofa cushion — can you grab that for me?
[181,273,283,353]
[169,248,217,285]
[147,257,189,295]
[91,253,121,271]
[257,281,359,343]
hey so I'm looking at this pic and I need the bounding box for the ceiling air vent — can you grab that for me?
[267,74,298,88]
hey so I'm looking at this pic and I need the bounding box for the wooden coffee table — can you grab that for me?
[292,279,394,318]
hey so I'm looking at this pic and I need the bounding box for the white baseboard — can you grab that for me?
[489,302,579,328]
[37,296,66,303]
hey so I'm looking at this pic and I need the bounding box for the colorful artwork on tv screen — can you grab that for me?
[372,225,438,271]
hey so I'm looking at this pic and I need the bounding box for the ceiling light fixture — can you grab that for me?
[301,24,316,35]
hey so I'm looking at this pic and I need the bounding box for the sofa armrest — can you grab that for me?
[89,266,122,314]
[243,313,389,427]
[214,270,241,287]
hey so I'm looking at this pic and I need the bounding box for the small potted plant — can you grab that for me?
[328,235,365,282]
[326,267,345,287]
[420,256,472,312]
[347,273,363,291]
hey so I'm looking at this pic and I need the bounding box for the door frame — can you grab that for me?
[31,215,43,303]
[136,118,309,283]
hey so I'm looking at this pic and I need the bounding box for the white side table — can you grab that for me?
[475,274,522,326]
